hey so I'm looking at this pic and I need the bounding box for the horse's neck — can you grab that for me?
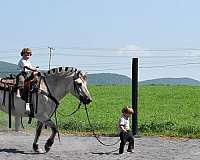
[42,75,73,101]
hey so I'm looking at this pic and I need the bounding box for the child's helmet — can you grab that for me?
[21,48,32,56]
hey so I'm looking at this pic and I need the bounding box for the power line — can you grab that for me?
[0,46,47,53]
[1,53,200,59]
[55,46,200,52]
[1,61,200,74]
[2,46,200,52]
[84,67,130,72]
[140,62,200,69]
[54,53,132,58]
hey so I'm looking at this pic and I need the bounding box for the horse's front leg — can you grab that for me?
[33,120,44,153]
[44,119,58,152]
[15,116,21,132]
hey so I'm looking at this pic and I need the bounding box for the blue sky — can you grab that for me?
[1,0,200,81]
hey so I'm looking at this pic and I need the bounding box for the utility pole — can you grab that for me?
[48,47,55,70]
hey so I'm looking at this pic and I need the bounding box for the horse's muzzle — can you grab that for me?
[80,96,92,105]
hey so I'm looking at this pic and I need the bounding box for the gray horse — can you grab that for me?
[0,67,92,153]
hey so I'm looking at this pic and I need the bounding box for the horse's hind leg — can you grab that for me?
[44,119,58,152]
[33,120,44,153]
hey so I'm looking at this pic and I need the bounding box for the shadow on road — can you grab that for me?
[0,148,38,155]
[91,148,119,155]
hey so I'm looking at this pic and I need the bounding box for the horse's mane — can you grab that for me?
[44,67,78,76]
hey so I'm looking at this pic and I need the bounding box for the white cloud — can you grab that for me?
[118,45,141,57]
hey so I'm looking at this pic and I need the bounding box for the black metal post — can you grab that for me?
[132,58,138,136]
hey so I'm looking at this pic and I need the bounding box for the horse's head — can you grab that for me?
[72,70,92,105]
[42,67,92,105]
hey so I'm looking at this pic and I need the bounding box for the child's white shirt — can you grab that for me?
[18,58,32,72]
[119,114,130,132]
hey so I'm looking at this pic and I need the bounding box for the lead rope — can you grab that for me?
[57,102,82,117]
[84,104,120,146]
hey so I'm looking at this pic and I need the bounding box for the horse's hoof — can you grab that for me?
[44,144,51,153]
[33,143,44,154]
[35,148,45,154]
[44,139,53,152]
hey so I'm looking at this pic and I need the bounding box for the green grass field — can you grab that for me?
[139,85,200,138]
[1,84,200,138]
[56,84,200,138]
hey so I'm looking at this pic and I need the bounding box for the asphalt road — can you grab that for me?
[0,131,200,160]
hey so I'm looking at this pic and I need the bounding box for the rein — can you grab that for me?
[57,102,120,146]
[84,104,120,147]
[56,74,85,117]
[57,102,82,117]
[40,73,119,147]
[41,76,59,106]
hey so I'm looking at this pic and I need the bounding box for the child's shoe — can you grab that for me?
[25,103,30,111]
[127,148,134,153]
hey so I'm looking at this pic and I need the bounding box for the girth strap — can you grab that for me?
[8,86,15,128]
[2,83,6,106]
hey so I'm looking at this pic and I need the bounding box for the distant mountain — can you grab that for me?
[88,73,131,85]
[0,61,18,77]
[140,78,200,85]
[0,61,132,84]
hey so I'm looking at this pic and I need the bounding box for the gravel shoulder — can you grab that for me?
[0,131,200,160]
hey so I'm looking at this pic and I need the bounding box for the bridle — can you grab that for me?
[73,73,90,105]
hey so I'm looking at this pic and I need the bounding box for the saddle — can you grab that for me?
[0,75,16,88]
[0,74,38,99]
[0,74,40,124]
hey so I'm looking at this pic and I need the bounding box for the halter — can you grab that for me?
[73,73,88,104]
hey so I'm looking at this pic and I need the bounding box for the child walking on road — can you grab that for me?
[118,106,134,154]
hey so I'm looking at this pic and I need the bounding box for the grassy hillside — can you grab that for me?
[0,61,18,77]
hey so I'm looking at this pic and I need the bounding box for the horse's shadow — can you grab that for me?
[0,148,38,155]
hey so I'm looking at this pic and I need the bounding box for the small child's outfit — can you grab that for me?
[118,114,134,154]
[16,58,34,111]
[16,57,33,88]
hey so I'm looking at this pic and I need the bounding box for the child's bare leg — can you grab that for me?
[16,89,21,97]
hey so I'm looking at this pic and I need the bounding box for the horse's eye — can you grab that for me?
[77,83,82,86]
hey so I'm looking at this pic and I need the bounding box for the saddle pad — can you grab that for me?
[0,78,16,87]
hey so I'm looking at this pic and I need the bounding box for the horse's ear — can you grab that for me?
[81,72,87,81]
